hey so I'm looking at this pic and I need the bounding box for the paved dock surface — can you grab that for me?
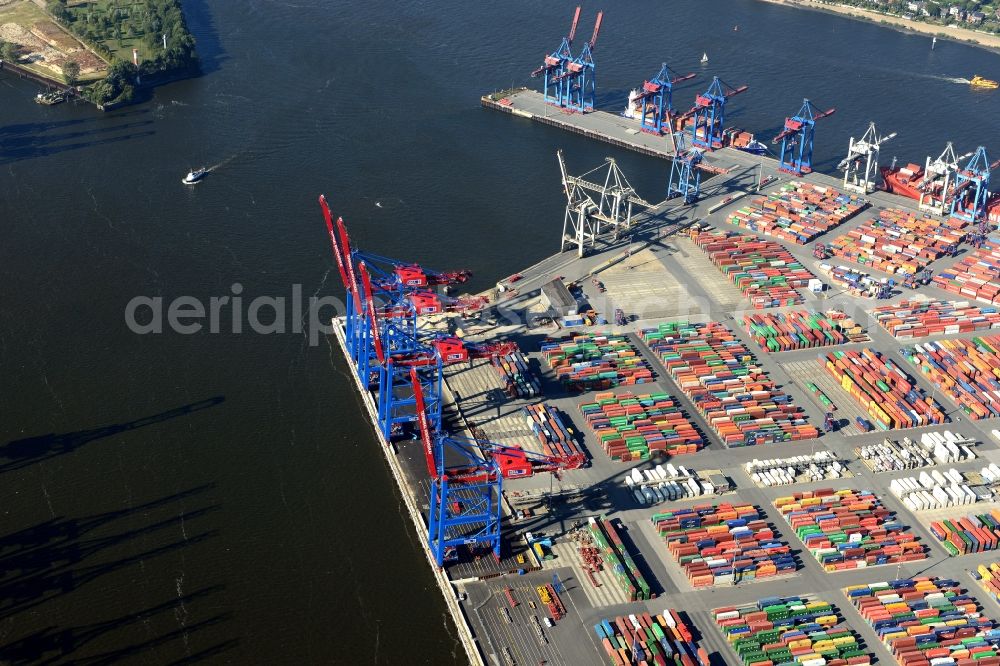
[343,93,1000,666]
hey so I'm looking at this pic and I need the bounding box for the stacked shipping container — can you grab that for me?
[888,468,980,512]
[651,503,797,587]
[819,348,947,430]
[845,577,1000,666]
[593,609,707,666]
[856,431,977,473]
[641,321,817,447]
[872,299,1000,339]
[933,239,1000,304]
[579,392,702,461]
[712,596,872,665]
[775,489,927,570]
[928,510,1000,556]
[692,229,815,308]
[588,517,652,602]
[974,562,1000,605]
[725,181,868,245]
[521,404,586,465]
[827,208,967,275]
[820,265,885,298]
[491,349,540,397]
[541,334,653,391]
[745,451,848,487]
[900,337,1000,420]
[743,310,853,352]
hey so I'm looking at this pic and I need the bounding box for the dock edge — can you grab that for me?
[330,318,486,666]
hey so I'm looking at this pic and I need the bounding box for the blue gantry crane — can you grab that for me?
[561,10,603,113]
[531,6,582,108]
[772,99,836,176]
[677,76,749,150]
[411,369,581,566]
[634,62,696,135]
[320,195,474,385]
[412,368,504,565]
[949,146,999,224]
[667,132,703,203]
[320,196,491,441]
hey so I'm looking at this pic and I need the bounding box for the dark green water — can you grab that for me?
[1,0,998,662]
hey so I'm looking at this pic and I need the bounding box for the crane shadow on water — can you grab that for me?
[0,485,233,662]
[0,396,225,474]
[0,485,221,617]
[0,586,236,665]
[0,108,151,137]
[0,120,156,165]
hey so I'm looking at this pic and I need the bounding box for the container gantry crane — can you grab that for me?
[560,10,603,113]
[406,291,490,316]
[772,99,836,176]
[917,143,972,215]
[557,149,650,257]
[949,146,999,224]
[358,264,519,441]
[357,261,445,442]
[634,62,695,135]
[531,6,581,108]
[678,76,749,150]
[667,131,703,204]
[411,369,583,566]
[838,122,896,194]
[319,195,474,385]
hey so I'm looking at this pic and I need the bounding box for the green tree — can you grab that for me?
[0,40,18,62]
[62,60,80,85]
[46,0,71,22]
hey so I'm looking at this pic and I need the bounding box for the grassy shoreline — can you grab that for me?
[757,0,1000,53]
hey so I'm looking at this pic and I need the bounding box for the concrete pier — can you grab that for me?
[334,89,1000,666]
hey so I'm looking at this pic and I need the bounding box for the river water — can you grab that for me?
[1,0,998,663]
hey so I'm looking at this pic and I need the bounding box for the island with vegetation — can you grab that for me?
[0,0,198,108]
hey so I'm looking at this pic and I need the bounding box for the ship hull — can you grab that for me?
[880,167,922,200]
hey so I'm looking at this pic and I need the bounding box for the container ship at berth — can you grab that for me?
[880,163,941,202]
[881,160,1000,223]
[329,8,1000,666]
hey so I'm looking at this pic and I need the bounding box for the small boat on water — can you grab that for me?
[35,91,65,105]
[737,137,771,156]
[700,52,708,64]
[182,167,207,184]
[970,75,999,89]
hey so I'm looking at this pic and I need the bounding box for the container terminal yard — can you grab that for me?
[326,8,1000,666]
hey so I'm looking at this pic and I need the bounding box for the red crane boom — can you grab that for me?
[358,261,386,364]
[410,366,439,479]
[568,5,581,43]
[588,11,603,48]
[318,195,350,290]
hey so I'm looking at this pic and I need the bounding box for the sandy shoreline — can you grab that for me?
[758,0,1000,52]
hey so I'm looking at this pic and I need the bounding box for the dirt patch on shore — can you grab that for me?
[0,10,106,76]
